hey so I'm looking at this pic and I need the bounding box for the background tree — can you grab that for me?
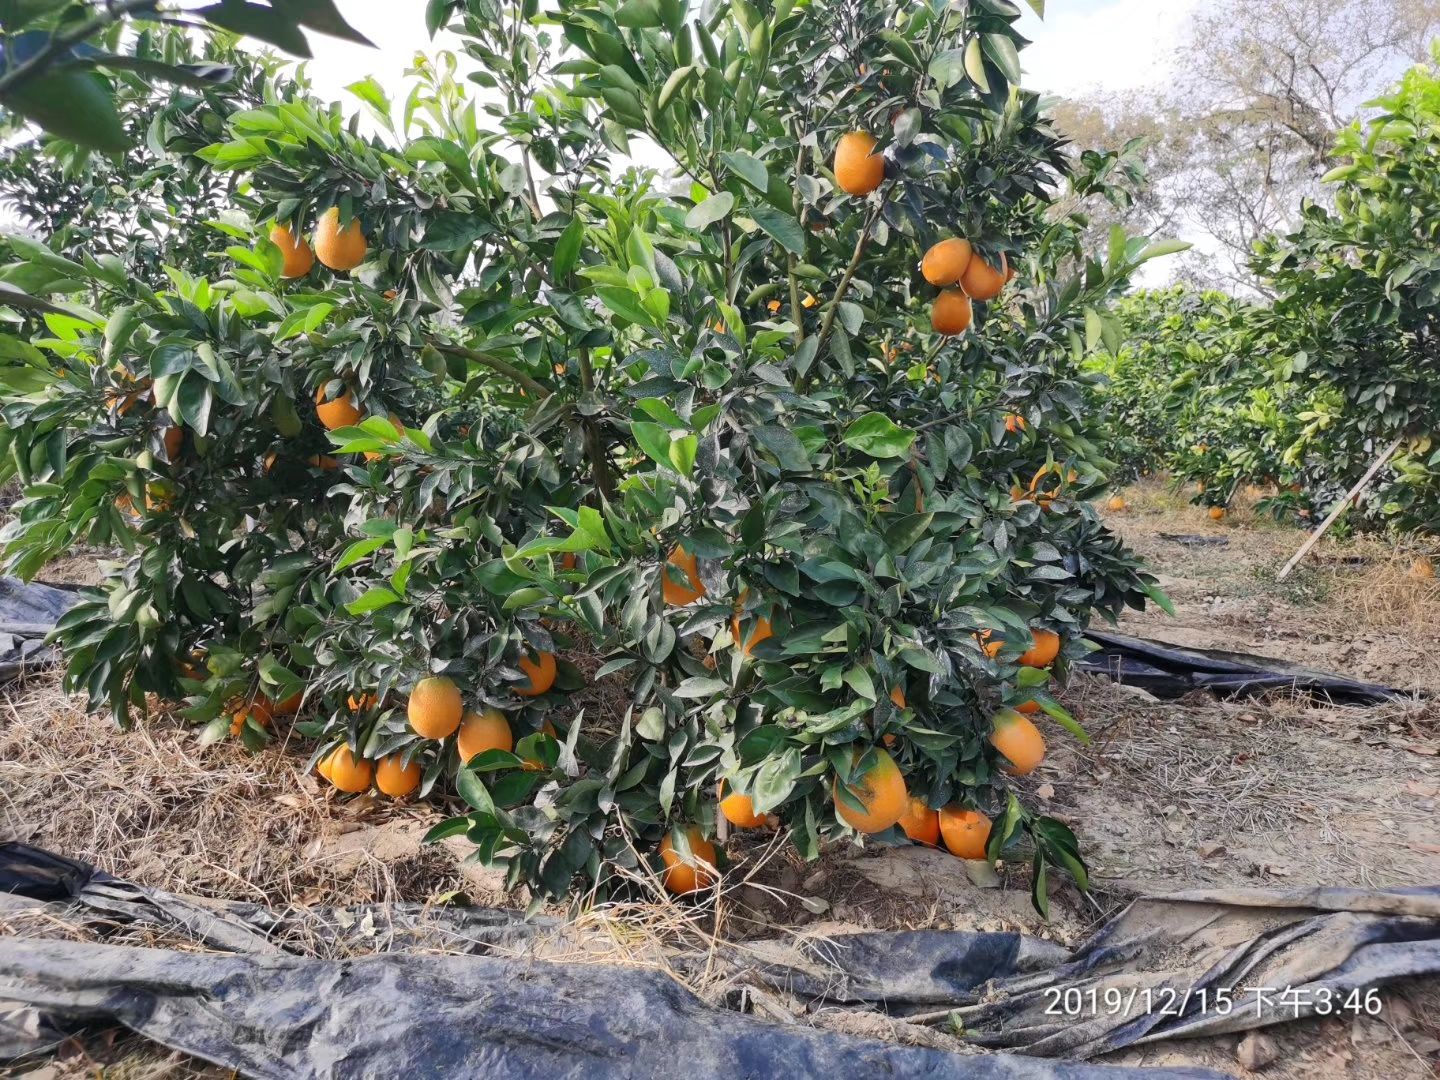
[1053,0,1440,293]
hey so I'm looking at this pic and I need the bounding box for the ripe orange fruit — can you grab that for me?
[408,675,463,739]
[1410,557,1435,580]
[990,708,1046,776]
[516,649,557,697]
[939,806,992,859]
[662,545,706,606]
[269,223,314,278]
[974,630,1003,658]
[921,237,973,287]
[347,692,378,712]
[229,700,272,737]
[306,454,341,470]
[931,288,973,335]
[898,796,940,846]
[834,131,885,196]
[375,754,422,797]
[1015,699,1041,715]
[832,748,908,833]
[1018,629,1060,668]
[1004,413,1027,434]
[267,690,303,716]
[659,826,719,895]
[313,207,367,271]
[717,782,769,828]
[731,591,774,658]
[1107,496,1126,512]
[1208,506,1226,521]
[322,745,373,793]
[314,385,364,430]
[457,708,513,761]
[960,252,1008,301]
[162,426,184,461]
[889,684,906,708]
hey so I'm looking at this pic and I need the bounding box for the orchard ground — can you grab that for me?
[3,476,1438,1079]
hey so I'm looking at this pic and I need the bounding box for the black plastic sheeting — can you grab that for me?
[750,886,1440,1057]
[7,846,1440,1078]
[1078,629,1414,706]
[0,849,1225,1080]
[0,577,78,682]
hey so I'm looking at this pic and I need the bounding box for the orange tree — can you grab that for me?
[1086,289,1315,515]
[0,0,1177,910]
[1252,48,1440,533]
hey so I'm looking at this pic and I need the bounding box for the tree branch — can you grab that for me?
[432,342,551,399]
[0,0,161,97]
[814,202,881,353]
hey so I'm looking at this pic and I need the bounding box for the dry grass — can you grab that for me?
[0,673,466,910]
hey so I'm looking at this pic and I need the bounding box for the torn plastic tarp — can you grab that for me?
[1078,628,1413,705]
[0,577,79,682]
[749,885,1440,1058]
[5,846,1436,1076]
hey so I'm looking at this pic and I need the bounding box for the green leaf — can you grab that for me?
[335,536,387,572]
[196,2,312,56]
[842,414,916,459]
[982,33,1021,85]
[963,36,990,94]
[668,433,697,476]
[276,0,376,46]
[456,769,497,814]
[347,586,400,614]
[928,48,967,91]
[596,285,658,328]
[3,70,127,152]
[1023,0,1044,15]
[632,421,681,473]
[1137,238,1191,264]
[1143,583,1176,616]
[685,191,734,231]
[553,215,584,280]
[720,150,768,192]
[750,206,806,256]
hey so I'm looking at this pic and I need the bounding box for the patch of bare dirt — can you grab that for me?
[1101,477,1440,694]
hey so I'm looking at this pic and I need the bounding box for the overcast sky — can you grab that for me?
[294,0,1198,117]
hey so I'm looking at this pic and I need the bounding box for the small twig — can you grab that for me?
[1276,434,1403,581]
[814,202,882,353]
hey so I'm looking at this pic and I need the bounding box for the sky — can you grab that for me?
[294,0,1201,119]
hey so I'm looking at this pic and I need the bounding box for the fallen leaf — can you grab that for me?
[1198,843,1226,858]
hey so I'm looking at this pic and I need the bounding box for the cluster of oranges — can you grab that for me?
[658,626,1061,895]
[662,546,774,658]
[832,131,1013,337]
[268,207,368,278]
[248,656,561,800]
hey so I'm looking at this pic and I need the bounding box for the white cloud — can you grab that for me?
[1018,0,1202,98]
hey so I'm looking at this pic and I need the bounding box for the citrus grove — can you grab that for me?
[0,0,1181,911]
[1087,46,1440,535]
